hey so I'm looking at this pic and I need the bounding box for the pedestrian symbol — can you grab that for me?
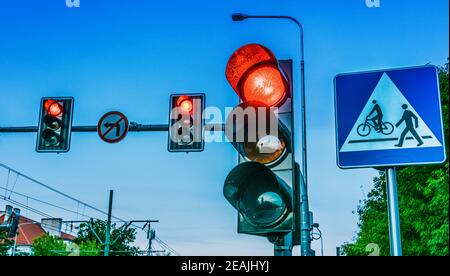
[340,73,441,153]
[335,66,446,168]
[395,104,423,147]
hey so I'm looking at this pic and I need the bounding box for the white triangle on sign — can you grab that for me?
[340,73,442,153]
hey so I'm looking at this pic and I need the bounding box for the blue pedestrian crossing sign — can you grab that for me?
[334,65,446,169]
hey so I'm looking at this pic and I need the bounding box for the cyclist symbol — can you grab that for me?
[357,100,394,137]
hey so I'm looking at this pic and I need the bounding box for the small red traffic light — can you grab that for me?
[176,96,194,113]
[226,44,288,107]
[44,99,63,117]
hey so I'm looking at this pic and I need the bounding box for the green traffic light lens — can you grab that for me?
[42,129,61,146]
[238,172,288,227]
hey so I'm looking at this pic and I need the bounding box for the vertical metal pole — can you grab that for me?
[291,16,313,257]
[385,168,402,256]
[147,224,152,256]
[299,173,312,256]
[274,232,293,256]
[104,190,113,256]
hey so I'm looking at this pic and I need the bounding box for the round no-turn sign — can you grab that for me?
[97,111,129,143]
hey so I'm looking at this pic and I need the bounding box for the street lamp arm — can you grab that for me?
[232,14,304,61]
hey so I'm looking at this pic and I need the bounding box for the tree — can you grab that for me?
[74,219,139,256]
[78,240,102,256]
[342,62,449,256]
[0,229,13,256]
[32,234,68,256]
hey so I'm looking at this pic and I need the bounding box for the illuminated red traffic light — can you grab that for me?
[177,96,194,113]
[168,94,205,152]
[242,66,287,107]
[37,97,74,153]
[226,44,288,107]
[44,99,63,117]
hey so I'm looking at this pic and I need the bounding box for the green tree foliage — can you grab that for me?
[32,234,68,256]
[342,62,449,256]
[78,240,102,256]
[74,219,139,256]
[0,229,13,256]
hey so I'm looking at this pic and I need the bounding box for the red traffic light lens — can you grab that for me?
[176,96,193,113]
[242,66,287,107]
[44,99,63,117]
[226,44,288,107]
[180,99,193,113]
[226,44,274,92]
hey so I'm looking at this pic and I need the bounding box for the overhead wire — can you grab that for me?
[0,162,180,255]
[0,186,90,219]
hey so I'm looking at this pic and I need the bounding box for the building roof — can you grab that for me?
[0,214,76,246]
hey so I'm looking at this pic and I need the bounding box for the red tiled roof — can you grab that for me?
[0,214,76,245]
[61,232,76,241]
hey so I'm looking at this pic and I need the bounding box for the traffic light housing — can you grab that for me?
[224,44,298,238]
[8,208,20,237]
[168,93,205,152]
[224,162,293,235]
[0,206,21,238]
[36,97,74,153]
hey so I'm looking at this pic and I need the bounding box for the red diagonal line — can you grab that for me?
[103,117,125,137]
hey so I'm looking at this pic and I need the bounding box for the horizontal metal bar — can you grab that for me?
[0,126,38,133]
[73,126,97,132]
[129,124,169,132]
[0,123,225,133]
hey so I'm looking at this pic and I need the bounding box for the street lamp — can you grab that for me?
[231,13,313,256]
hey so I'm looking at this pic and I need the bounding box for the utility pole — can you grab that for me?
[147,227,156,256]
[104,190,113,256]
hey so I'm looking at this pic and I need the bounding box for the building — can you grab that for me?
[0,205,76,255]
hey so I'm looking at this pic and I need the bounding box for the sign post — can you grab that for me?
[385,168,402,256]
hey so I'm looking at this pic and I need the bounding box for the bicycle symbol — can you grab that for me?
[357,117,394,137]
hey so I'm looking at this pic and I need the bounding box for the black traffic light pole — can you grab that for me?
[231,13,313,256]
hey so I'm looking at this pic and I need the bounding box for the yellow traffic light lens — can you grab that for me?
[43,116,62,130]
[243,135,287,166]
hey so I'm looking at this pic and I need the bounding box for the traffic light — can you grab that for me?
[8,208,20,237]
[224,162,293,235]
[224,44,298,239]
[168,93,205,152]
[36,97,74,153]
[0,205,21,238]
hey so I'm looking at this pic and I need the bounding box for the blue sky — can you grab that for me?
[0,0,448,255]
